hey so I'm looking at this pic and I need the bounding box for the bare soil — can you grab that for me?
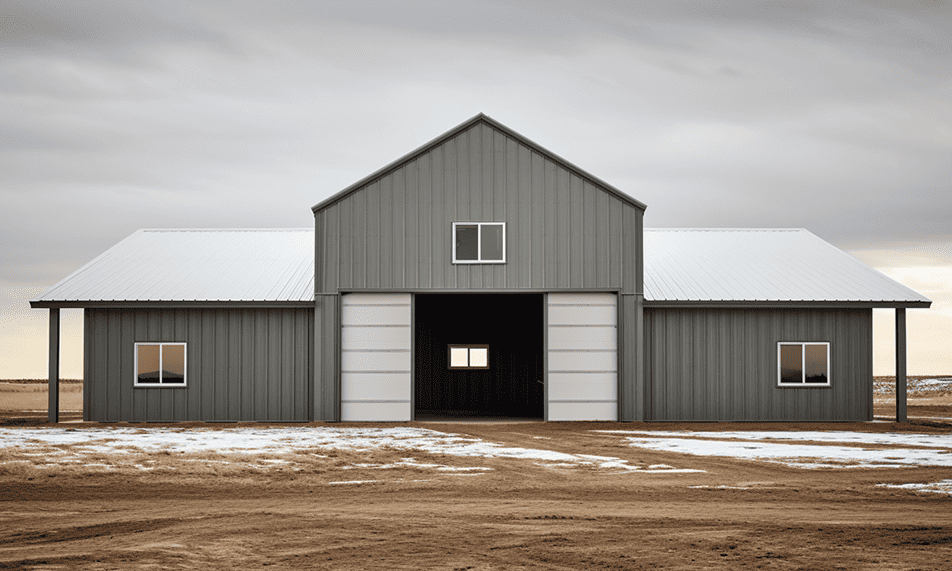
[1,416,952,570]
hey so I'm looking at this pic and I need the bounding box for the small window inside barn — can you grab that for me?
[448,345,490,369]
[777,342,829,387]
[453,222,505,263]
[135,343,187,387]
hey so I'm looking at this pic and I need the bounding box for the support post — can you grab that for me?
[895,308,907,423]
[48,308,60,423]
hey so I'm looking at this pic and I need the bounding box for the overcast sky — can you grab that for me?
[2,0,949,378]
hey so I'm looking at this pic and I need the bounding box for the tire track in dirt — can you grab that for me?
[0,517,194,546]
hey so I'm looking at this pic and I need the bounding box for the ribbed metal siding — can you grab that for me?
[84,308,313,422]
[619,293,644,421]
[643,308,872,421]
[340,293,412,421]
[314,294,339,421]
[315,122,643,293]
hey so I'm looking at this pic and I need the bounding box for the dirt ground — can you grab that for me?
[2,378,951,570]
[1,416,951,570]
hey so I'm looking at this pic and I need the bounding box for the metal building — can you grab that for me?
[31,114,931,423]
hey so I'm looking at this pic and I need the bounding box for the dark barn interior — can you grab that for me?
[415,294,544,418]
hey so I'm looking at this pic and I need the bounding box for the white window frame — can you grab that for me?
[452,222,506,264]
[777,342,830,387]
[448,344,490,369]
[134,342,188,387]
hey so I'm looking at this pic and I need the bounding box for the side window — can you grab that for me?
[135,343,187,387]
[453,222,505,263]
[448,345,490,369]
[778,342,829,387]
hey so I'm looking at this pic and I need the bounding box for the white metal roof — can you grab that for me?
[644,229,931,305]
[32,229,314,304]
[32,227,929,306]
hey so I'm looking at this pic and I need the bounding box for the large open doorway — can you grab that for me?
[414,293,544,419]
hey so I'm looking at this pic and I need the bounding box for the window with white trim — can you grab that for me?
[448,345,489,369]
[453,222,505,263]
[135,343,187,387]
[777,342,829,386]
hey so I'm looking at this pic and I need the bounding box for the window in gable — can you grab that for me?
[135,343,187,387]
[777,342,829,387]
[453,222,505,263]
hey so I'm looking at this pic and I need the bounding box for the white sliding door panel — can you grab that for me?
[547,293,618,421]
[341,293,412,421]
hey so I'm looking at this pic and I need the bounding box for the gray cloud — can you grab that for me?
[1,1,232,59]
[1,0,949,291]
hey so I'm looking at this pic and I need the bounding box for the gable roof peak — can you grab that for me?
[311,114,646,213]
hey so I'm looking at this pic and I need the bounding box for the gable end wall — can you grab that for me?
[314,122,643,293]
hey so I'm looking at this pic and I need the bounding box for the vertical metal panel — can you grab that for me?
[106,310,121,421]
[266,312,278,420]
[314,294,339,421]
[200,310,214,420]
[240,311,254,420]
[619,293,644,421]
[378,174,391,288]
[316,121,643,294]
[95,310,109,420]
[529,144,544,287]
[130,311,147,420]
[493,130,507,289]
[644,308,872,421]
[253,311,266,420]
[83,308,313,422]
[430,145,445,289]
[119,311,134,420]
[225,311,239,421]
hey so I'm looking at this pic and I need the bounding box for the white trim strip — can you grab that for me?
[341,370,411,374]
[548,349,617,353]
[341,400,411,404]
[342,349,411,353]
[548,370,618,374]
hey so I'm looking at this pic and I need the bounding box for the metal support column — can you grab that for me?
[895,308,907,423]
[48,308,60,423]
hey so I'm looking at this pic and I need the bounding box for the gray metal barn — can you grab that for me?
[31,114,931,423]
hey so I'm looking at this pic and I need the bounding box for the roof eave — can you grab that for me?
[30,300,315,309]
[644,300,933,309]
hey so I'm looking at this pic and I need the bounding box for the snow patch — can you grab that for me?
[877,479,952,495]
[0,427,699,475]
[606,434,952,469]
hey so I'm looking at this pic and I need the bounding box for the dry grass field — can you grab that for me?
[873,376,952,422]
[0,378,950,570]
[0,381,82,413]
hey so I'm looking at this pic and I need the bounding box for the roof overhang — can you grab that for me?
[644,300,933,309]
[30,301,315,310]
